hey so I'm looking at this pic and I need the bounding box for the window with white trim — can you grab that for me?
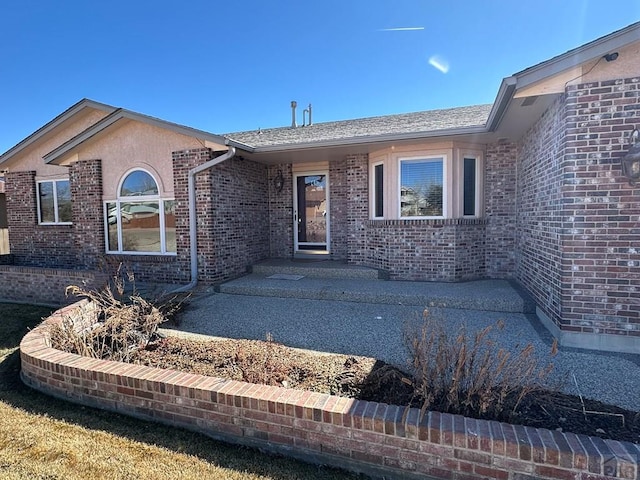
[372,162,384,218]
[37,179,72,224]
[105,169,176,254]
[462,156,478,216]
[399,157,444,218]
[369,146,483,220]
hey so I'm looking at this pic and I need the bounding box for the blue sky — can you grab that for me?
[1,1,639,155]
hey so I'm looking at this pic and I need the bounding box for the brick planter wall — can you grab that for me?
[20,302,640,480]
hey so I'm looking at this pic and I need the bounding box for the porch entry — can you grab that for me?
[293,171,329,254]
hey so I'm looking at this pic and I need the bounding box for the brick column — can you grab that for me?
[5,171,37,262]
[71,159,104,269]
[485,142,518,278]
[329,158,348,260]
[346,154,369,265]
[172,148,215,284]
[267,164,293,258]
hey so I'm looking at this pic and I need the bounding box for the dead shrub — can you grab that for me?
[49,264,188,362]
[404,308,558,420]
[232,333,292,386]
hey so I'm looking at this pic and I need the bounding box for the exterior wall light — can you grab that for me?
[622,128,640,186]
[273,169,284,192]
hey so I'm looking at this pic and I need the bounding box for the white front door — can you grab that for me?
[293,172,329,253]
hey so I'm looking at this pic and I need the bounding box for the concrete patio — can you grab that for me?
[167,260,640,412]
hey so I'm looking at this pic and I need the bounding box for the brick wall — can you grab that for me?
[340,153,487,281]
[557,78,640,345]
[21,302,640,480]
[485,142,518,278]
[6,171,76,268]
[267,164,293,258]
[516,96,566,329]
[329,158,348,260]
[210,156,269,282]
[346,154,369,265]
[363,219,487,281]
[0,266,107,305]
[71,160,104,269]
[173,148,216,283]
[517,78,640,351]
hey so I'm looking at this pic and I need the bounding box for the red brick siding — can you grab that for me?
[345,154,369,265]
[557,78,640,336]
[340,153,488,281]
[172,148,212,283]
[0,266,107,304]
[267,164,293,258]
[516,96,566,328]
[363,219,486,281]
[517,78,640,340]
[210,156,270,282]
[485,142,518,278]
[70,159,104,269]
[329,158,348,259]
[5,171,76,268]
[21,302,640,480]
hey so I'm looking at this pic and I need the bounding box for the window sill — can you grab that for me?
[366,218,487,227]
[106,253,177,263]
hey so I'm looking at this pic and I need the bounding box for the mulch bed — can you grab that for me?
[130,336,640,444]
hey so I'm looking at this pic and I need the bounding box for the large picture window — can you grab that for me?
[399,157,444,218]
[105,169,176,254]
[37,179,71,224]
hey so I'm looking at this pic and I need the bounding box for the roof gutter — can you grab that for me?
[170,146,236,293]
[238,124,489,154]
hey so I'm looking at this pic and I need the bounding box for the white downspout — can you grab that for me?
[171,146,236,293]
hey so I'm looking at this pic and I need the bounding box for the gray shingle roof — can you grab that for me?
[225,104,492,149]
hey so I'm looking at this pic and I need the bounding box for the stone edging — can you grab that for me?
[20,301,640,480]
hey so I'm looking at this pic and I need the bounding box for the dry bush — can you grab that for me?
[49,264,188,362]
[232,333,293,385]
[405,308,558,420]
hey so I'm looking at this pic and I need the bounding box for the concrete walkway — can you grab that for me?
[170,278,640,413]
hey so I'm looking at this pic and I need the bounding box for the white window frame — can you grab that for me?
[104,168,176,256]
[460,154,482,218]
[370,160,385,219]
[397,155,448,219]
[36,179,72,225]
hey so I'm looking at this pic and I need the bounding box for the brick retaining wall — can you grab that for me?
[20,301,640,479]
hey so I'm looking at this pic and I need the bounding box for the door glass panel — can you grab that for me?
[297,175,326,248]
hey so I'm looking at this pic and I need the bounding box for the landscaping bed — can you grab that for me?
[130,334,640,444]
[46,277,640,447]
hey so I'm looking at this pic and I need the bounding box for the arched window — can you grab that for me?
[105,169,176,254]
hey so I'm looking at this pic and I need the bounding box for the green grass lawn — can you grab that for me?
[0,303,363,480]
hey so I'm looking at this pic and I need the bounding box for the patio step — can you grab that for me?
[249,259,383,280]
[218,274,534,313]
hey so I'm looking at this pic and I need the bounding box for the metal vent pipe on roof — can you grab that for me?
[303,103,312,126]
[291,101,297,128]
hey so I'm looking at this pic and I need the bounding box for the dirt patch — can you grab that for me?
[131,336,640,444]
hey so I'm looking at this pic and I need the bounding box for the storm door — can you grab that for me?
[293,172,329,253]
